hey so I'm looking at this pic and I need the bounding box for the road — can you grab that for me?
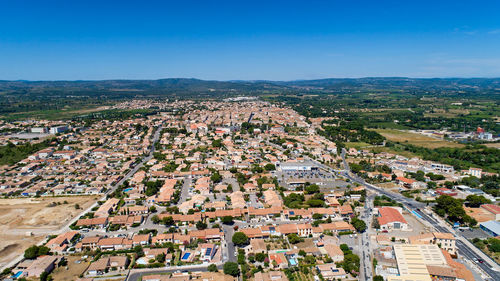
[178,175,192,203]
[333,148,500,281]
[127,263,220,281]
[358,194,375,281]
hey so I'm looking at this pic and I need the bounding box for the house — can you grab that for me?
[323,244,344,263]
[377,207,409,231]
[143,248,169,260]
[87,256,129,275]
[77,236,101,251]
[395,177,417,188]
[316,263,347,280]
[245,238,267,255]
[435,188,458,197]
[269,253,288,269]
[199,243,217,262]
[95,198,120,217]
[319,221,355,233]
[132,234,151,246]
[45,231,79,253]
[24,256,59,277]
[76,217,108,228]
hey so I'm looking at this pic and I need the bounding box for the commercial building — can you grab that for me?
[392,244,447,281]
[278,161,318,172]
[377,207,408,231]
[480,220,500,237]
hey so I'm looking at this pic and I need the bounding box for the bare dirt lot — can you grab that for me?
[0,196,98,269]
[50,255,90,281]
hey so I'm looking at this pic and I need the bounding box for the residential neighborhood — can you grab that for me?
[0,100,498,281]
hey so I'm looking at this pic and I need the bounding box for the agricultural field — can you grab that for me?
[0,196,98,269]
[484,142,500,149]
[373,129,464,149]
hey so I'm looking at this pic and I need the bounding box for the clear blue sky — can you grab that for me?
[1,0,500,80]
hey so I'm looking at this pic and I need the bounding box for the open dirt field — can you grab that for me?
[50,255,90,281]
[373,129,464,148]
[0,196,98,269]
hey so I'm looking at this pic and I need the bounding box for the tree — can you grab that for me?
[161,216,174,226]
[312,213,323,220]
[24,245,49,259]
[156,253,166,263]
[465,195,490,208]
[222,216,234,225]
[232,232,249,246]
[255,252,266,262]
[305,184,320,194]
[208,264,218,272]
[40,272,52,281]
[211,172,222,183]
[351,217,367,232]
[151,215,160,224]
[196,221,207,230]
[287,233,303,244]
[264,163,276,171]
[223,262,240,276]
[488,238,500,253]
[374,276,384,281]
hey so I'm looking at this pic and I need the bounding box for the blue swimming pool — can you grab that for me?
[289,258,297,266]
[124,188,133,192]
[182,253,191,260]
[13,271,23,278]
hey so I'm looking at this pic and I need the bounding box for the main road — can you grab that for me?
[323,148,500,281]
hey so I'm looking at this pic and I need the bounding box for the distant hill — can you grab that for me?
[1,77,499,96]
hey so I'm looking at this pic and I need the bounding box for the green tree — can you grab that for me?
[351,217,367,232]
[287,233,303,244]
[156,253,166,263]
[232,232,249,246]
[373,276,384,281]
[465,195,491,208]
[40,271,52,281]
[223,262,240,276]
[305,184,320,194]
[264,163,276,171]
[161,216,174,226]
[211,172,222,183]
[255,252,266,262]
[222,216,234,225]
[196,221,207,230]
[208,264,218,272]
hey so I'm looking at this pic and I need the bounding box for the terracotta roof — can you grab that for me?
[377,207,407,226]
[481,204,500,215]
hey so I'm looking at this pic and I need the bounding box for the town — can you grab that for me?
[0,99,498,281]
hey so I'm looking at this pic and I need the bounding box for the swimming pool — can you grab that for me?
[12,271,23,278]
[124,188,133,192]
[181,252,191,260]
[289,258,297,266]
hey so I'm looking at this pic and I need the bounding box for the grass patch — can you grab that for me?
[372,129,464,149]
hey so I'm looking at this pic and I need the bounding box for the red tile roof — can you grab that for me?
[377,207,407,226]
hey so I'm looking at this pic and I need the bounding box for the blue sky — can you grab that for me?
[1,0,500,80]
